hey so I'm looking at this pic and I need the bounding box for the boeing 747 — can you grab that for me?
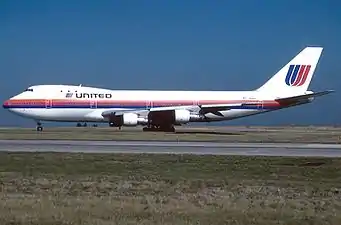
[2,47,333,132]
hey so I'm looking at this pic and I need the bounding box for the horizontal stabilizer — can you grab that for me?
[275,90,334,103]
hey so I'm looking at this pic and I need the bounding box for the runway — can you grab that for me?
[0,140,341,157]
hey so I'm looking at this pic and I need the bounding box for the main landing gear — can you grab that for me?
[109,122,122,130]
[143,125,175,132]
[76,122,87,127]
[36,122,43,132]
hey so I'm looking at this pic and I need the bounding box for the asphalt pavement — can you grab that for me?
[0,140,340,157]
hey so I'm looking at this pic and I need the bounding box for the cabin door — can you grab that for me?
[90,100,97,109]
[146,100,153,110]
[45,99,52,109]
[257,100,264,110]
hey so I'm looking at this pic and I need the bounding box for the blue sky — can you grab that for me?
[1,0,340,127]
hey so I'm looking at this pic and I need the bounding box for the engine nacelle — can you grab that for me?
[148,109,192,125]
[110,113,139,127]
[173,109,191,124]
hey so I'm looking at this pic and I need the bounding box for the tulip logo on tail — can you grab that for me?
[285,64,311,86]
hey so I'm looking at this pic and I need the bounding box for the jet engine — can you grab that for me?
[173,109,191,123]
[109,113,142,127]
[148,109,198,125]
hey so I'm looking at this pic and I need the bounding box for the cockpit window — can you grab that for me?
[24,88,33,92]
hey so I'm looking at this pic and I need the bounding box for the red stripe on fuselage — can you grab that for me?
[5,99,283,108]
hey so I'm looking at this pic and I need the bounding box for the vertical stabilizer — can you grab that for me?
[256,47,323,97]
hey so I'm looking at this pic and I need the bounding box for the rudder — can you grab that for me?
[256,47,323,97]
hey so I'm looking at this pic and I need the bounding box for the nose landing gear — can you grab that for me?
[36,122,43,132]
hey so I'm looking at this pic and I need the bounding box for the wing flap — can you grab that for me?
[101,109,145,117]
[199,103,242,114]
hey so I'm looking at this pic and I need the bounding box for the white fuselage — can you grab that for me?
[3,84,284,124]
[2,47,329,129]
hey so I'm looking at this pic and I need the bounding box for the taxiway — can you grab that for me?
[0,140,341,157]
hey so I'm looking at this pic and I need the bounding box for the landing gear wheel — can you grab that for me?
[36,126,43,132]
[143,127,151,132]
[161,126,175,132]
[143,125,175,132]
[36,122,43,132]
[143,126,159,132]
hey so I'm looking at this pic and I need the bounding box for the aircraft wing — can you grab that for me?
[275,90,334,104]
[198,103,242,115]
[101,103,243,118]
[101,109,147,117]
[149,103,243,112]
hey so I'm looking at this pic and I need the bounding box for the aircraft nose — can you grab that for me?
[2,99,10,109]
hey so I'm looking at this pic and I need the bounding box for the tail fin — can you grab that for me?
[256,47,323,97]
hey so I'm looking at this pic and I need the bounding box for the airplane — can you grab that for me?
[2,46,334,132]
